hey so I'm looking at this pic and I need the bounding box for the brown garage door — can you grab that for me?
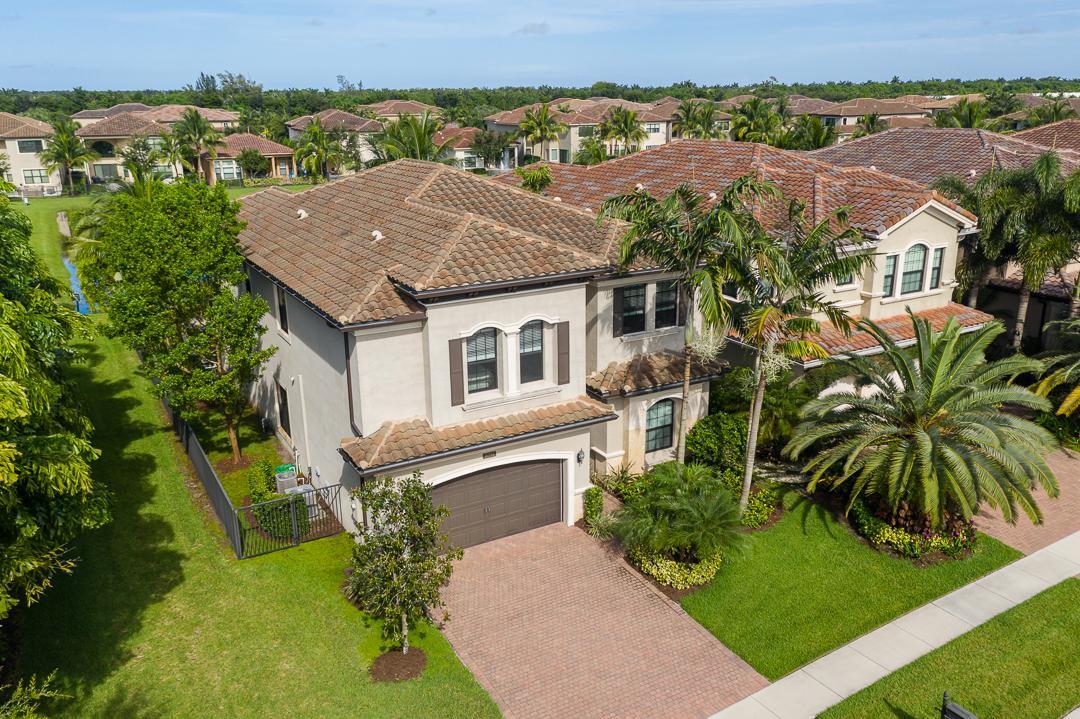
[431,460,563,548]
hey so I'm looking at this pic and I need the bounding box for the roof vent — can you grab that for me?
[296,208,308,220]
[635,183,645,191]
[869,165,877,171]
[708,191,718,201]
[969,169,978,177]
[553,196,562,202]
[371,230,384,241]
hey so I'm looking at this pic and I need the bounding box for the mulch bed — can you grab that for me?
[214,455,254,476]
[369,648,427,682]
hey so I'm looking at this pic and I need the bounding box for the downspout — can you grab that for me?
[342,332,362,437]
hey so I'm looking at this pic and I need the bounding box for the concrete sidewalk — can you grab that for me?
[712,531,1080,719]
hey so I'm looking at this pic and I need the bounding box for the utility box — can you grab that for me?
[275,464,298,493]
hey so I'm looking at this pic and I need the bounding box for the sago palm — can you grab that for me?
[174,108,221,182]
[37,118,97,196]
[519,104,567,161]
[785,313,1058,528]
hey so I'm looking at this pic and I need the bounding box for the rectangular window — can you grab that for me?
[548,148,559,162]
[617,284,647,334]
[645,123,661,133]
[836,274,854,287]
[22,169,49,184]
[152,163,174,178]
[655,281,679,328]
[901,245,927,295]
[93,163,119,179]
[214,159,241,180]
[882,255,898,297]
[929,247,945,289]
[460,155,479,169]
[276,382,292,438]
[467,328,498,393]
[17,139,43,153]
[519,321,544,384]
[646,400,674,452]
[578,125,594,138]
[276,286,289,334]
[558,149,569,164]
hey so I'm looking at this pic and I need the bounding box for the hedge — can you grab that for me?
[849,499,976,559]
[583,486,603,525]
[686,413,748,472]
[629,547,724,589]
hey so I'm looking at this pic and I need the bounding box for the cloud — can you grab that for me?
[1011,26,1042,35]
[514,21,550,35]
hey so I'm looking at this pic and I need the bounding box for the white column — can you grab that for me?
[504,330,520,395]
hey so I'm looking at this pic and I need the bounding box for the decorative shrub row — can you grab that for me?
[849,500,976,559]
[583,486,603,526]
[628,547,724,589]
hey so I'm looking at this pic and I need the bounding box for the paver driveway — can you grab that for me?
[440,523,767,719]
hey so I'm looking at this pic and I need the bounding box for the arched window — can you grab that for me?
[519,320,544,384]
[645,399,675,452]
[91,141,116,158]
[900,244,928,295]
[466,328,498,393]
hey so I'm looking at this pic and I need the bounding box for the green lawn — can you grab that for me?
[16,194,94,279]
[13,198,500,718]
[190,407,286,506]
[820,578,1080,719]
[681,492,1022,680]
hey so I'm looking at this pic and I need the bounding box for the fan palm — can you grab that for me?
[369,111,454,165]
[851,113,888,138]
[37,118,97,196]
[730,98,783,143]
[598,177,777,463]
[519,104,567,162]
[293,116,343,179]
[785,312,1058,528]
[173,108,221,182]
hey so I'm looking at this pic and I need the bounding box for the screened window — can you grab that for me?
[467,328,498,393]
[655,281,679,328]
[645,399,675,452]
[618,284,647,334]
[519,320,544,384]
[17,139,43,153]
[93,163,119,179]
[22,169,49,184]
[276,286,289,334]
[901,244,927,295]
[276,382,292,438]
[929,247,945,289]
[882,254,898,297]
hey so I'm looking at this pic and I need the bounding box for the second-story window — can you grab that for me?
[882,255,898,297]
[467,328,498,393]
[645,123,661,133]
[276,286,290,334]
[617,284,647,335]
[655,281,679,328]
[18,139,44,153]
[929,247,945,289]
[901,244,927,295]
[519,321,544,383]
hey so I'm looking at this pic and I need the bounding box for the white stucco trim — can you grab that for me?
[882,200,977,236]
[424,450,579,526]
[458,314,561,337]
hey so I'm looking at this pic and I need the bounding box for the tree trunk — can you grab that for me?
[739,351,768,515]
[966,268,985,308]
[677,343,692,464]
[1012,286,1031,350]
[67,166,75,197]
[226,420,242,463]
[1071,271,1080,318]
[401,612,409,655]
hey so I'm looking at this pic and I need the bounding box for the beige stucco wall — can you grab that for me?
[588,273,697,371]
[2,137,62,191]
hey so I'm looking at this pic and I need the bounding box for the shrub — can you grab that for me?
[247,459,311,539]
[715,469,779,529]
[247,458,276,502]
[586,513,616,540]
[686,413,748,472]
[849,499,976,559]
[594,464,646,504]
[628,547,724,589]
[583,486,603,526]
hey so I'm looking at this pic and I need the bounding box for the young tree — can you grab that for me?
[235,147,269,178]
[37,118,97,196]
[515,164,552,193]
[471,128,513,169]
[345,473,462,655]
[119,135,161,179]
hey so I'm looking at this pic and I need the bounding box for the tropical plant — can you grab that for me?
[934,98,990,129]
[930,173,1005,308]
[573,135,608,165]
[851,113,888,138]
[36,118,97,195]
[599,178,777,463]
[157,131,191,178]
[235,147,270,177]
[173,107,221,182]
[598,106,647,156]
[519,104,567,162]
[672,98,701,138]
[367,111,454,166]
[293,116,342,179]
[471,127,513,168]
[118,135,161,180]
[515,164,552,193]
[1035,316,1080,416]
[1025,98,1077,128]
[785,312,1058,529]
[345,473,462,654]
[985,88,1022,118]
[730,98,783,143]
[786,115,837,150]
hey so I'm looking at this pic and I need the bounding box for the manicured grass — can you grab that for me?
[13,200,500,718]
[16,194,94,279]
[820,578,1080,719]
[681,491,1022,680]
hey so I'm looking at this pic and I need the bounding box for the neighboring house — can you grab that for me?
[433,126,485,170]
[70,102,152,127]
[495,139,990,371]
[71,103,238,132]
[357,99,441,121]
[0,112,62,194]
[74,112,176,182]
[485,97,677,164]
[1014,118,1080,153]
[786,95,834,116]
[649,97,733,136]
[286,108,383,167]
[200,133,297,185]
[236,159,717,547]
[808,98,929,140]
[998,97,1080,131]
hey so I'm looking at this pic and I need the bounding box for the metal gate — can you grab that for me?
[235,483,345,559]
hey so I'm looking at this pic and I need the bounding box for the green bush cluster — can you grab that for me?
[628,547,724,589]
[685,413,747,470]
[1034,411,1080,448]
[849,500,976,559]
[715,469,779,529]
[583,486,603,525]
[594,465,647,504]
[246,459,311,539]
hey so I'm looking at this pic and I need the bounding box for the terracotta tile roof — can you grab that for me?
[71,102,152,119]
[809,98,928,117]
[340,396,616,472]
[810,128,1080,184]
[285,108,381,133]
[649,98,733,122]
[919,94,985,110]
[1014,119,1080,153]
[586,350,726,398]
[75,111,165,138]
[208,133,293,158]
[237,159,624,326]
[717,94,758,107]
[494,139,975,236]
[894,94,932,105]
[988,268,1075,301]
[1001,97,1080,122]
[832,115,934,136]
[787,97,833,115]
[485,98,671,126]
[805,303,994,360]
[358,99,441,117]
[434,126,479,149]
[0,112,52,139]
[137,104,239,124]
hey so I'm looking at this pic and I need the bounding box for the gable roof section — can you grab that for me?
[209,133,293,158]
[810,98,927,117]
[75,111,165,138]
[285,108,382,133]
[138,104,239,124]
[1015,119,1080,153]
[810,127,1080,185]
[72,102,152,119]
[494,139,974,236]
[237,159,625,326]
[587,350,726,399]
[0,112,52,139]
[359,99,440,117]
[485,97,673,126]
[434,125,479,149]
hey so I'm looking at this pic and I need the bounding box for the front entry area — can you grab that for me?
[431,459,562,548]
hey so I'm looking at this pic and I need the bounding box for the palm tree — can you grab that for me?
[785,312,1058,529]
[519,104,567,162]
[573,136,608,165]
[173,108,221,183]
[369,112,454,164]
[598,177,777,463]
[672,99,701,139]
[788,115,837,150]
[719,202,874,514]
[935,98,990,129]
[729,98,782,144]
[157,132,191,179]
[293,116,343,180]
[851,113,888,138]
[37,118,97,196]
[1026,98,1078,129]
[603,107,647,156]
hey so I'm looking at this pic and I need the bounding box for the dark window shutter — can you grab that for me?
[449,338,465,406]
[677,285,688,327]
[556,321,570,385]
[612,287,624,337]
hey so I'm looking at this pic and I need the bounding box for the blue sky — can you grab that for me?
[7,0,1080,90]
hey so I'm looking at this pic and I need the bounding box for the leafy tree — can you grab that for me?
[573,135,608,165]
[79,183,274,461]
[345,473,462,654]
[36,118,97,196]
[235,147,269,177]
[599,178,776,463]
[118,135,161,180]
[174,107,221,182]
[188,71,221,107]
[785,312,1058,529]
[519,104,567,162]
[851,113,888,138]
[471,128,513,168]
[730,98,783,143]
[1026,98,1077,128]
[0,193,108,618]
[292,116,342,179]
[368,112,453,165]
[514,164,552,193]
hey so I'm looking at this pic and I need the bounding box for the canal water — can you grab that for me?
[63,255,91,314]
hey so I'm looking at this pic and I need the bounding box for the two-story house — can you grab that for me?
[356,99,442,121]
[0,112,62,194]
[808,98,931,141]
[236,159,717,548]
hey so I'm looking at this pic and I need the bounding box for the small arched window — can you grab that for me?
[91,141,116,158]
[900,244,928,295]
[645,399,675,452]
[519,320,544,384]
